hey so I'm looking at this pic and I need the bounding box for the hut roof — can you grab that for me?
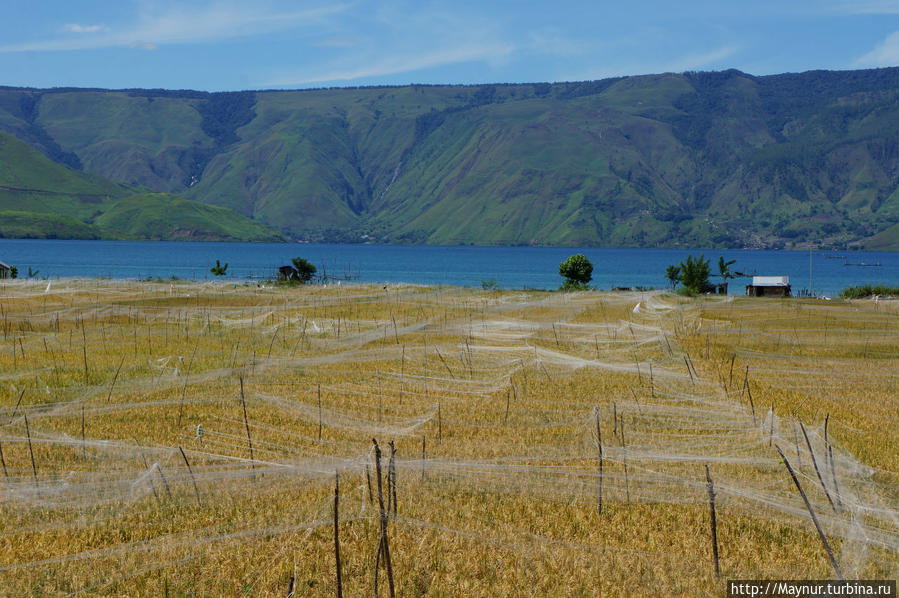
[751,275,789,287]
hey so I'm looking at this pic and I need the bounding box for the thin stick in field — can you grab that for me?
[178,446,201,506]
[239,375,255,480]
[106,354,125,403]
[334,471,343,598]
[775,445,843,580]
[0,438,8,478]
[595,406,603,515]
[8,388,25,424]
[705,464,720,577]
[24,412,37,488]
[798,417,836,513]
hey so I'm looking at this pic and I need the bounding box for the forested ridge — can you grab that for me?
[1,67,899,248]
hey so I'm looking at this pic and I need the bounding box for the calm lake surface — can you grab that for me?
[0,239,896,296]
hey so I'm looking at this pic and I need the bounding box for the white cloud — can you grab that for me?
[856,31,899,66]
[664,45,740,73]
[560,45,739,83]
[265,41,516,86]
[64,24,106,34]
[0,2,347,53]
[835,1,899,14]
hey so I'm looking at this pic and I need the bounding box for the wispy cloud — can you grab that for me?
[856,30,899,66]
[835,0,899,14]
[264,41,516,87]
[64,24,107,34]
[0,2,347,53]
[560,44,739,83]
[664,45,740,73]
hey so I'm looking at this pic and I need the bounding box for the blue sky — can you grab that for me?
[3,1,899,91]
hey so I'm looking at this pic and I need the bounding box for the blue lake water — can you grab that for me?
[0,239,896,296]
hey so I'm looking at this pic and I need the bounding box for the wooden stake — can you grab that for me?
[504,387,510,425]
[24,412,37,488]
[399,345,405,405]
[595,406,603,515]
[156,462,173,500]
[684,356,695,385]
[334,471,343,598]
[621,416,630,503]
[240,376,255,479]
[178,446,201,506]
[435,347,455,379]
[775,446,843,580]
[823,414,842,509]
[0,439,8,478]
[768,403,775,447]
[9,388,25,425]
[705,464,720,577]
[81,405,86,459]
[388,440,397,518]
[372,439,395,598]
[798,417,836,513]
[791,417,804,469]
[135,444,159,501]
[728,354,735,389]
[318,384,323,442]
[106,354,125,403]
[177,337,200,427]
[81,322,89,384]
[421,436,426,482]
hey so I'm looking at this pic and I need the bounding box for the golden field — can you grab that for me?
[0,279,896,596]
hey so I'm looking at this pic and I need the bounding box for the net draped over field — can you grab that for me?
[0,279,896,595]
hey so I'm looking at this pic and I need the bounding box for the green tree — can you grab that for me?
[9,265,17,279]
[210,260,228,276]
[665,264,681,289]
[679,254,710,295]
[717,257,737,282]
[559,254,593,290]
[291,257,317,283]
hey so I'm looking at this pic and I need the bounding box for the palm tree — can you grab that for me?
[717,257,736,282]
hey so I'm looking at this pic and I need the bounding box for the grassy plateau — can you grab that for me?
[0,280,895,596]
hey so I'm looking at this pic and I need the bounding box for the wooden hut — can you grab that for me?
[278,265,299,281]
[746,276,791,297]
[0,262,9,279]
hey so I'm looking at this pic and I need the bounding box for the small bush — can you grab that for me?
[839,284,899,299]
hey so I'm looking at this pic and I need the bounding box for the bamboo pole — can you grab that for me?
[372,439,395,598]
[595,406,603,515]
[705,465,720,577]
[239,376,255,480]
[178,446,201,506]
[798,417,836,513]
[775,446,843,580]
[334,471,343,598]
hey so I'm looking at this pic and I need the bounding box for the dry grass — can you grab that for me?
[0,279,895,596]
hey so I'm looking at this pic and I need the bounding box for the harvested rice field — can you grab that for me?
[0,279,896,596]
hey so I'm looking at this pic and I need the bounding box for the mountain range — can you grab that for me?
[1,67,899,249]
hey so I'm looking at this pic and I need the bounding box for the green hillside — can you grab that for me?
[0,129,284,242]
[95,193,285,242]
[2,69,899,248]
